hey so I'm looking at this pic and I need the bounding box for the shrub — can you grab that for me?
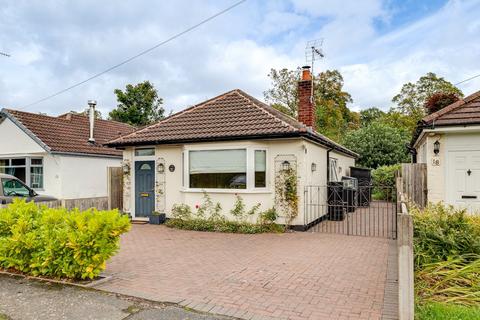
[412,203,480,269]
[166,218,283,234]
[372,164,400,201]
[0,199,130,280]
[259,208,278,224]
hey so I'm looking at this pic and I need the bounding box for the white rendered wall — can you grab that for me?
[0,118,45,155]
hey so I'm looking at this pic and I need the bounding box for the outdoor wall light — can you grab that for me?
[157,163,165,173]
[311,162,317,172]
[433,140,440,155]
[282,160,291,171]
[122,162,130,174]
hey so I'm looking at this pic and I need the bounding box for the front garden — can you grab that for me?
[412,203,480,319]
[0,199,130,280]
[165,193,284,234]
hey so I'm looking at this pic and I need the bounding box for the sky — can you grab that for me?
[1,0,479,116]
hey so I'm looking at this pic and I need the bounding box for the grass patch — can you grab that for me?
[416,302,480,320]
[166,218,284,234]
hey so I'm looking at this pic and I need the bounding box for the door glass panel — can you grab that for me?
[140,163,152,170]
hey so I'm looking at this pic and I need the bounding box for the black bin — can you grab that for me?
[327,182,345,221]
[349,167,372,207]
[341,176,358,212]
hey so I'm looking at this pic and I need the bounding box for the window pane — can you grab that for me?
[2,179,30,196]
[190,150,246,174]
[31,158,43,165]
[30,167,44,189]
[0,159,9,167]
[135,148,155,156]
[190,173,246,189]
[255,150,266,188]
[189,149,246,189]
[11,158,26,166]
[8,167,26,183]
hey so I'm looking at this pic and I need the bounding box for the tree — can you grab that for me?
[392,72,463,123]
[264,68,358,141]
[424,92,460,114]
[264,68,300,117]
[109,81,164,126]
[342,122,410,169]
[359,107,385,127]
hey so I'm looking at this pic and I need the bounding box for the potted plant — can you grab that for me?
[149,212,166,225]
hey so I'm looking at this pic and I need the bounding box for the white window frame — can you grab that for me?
[182,145,269,193]
[0,157,44,190]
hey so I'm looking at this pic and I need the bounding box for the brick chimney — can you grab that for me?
[297,66,315,129]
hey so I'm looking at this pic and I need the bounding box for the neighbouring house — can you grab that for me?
[107,67,358,229]
[0,102,134,201]
[412,90,480,212]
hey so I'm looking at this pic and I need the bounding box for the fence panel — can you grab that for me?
[108,167,123,211]
[397,163,427,208]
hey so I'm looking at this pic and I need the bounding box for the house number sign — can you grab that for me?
[169,165,175,172]
[431,158,440,166]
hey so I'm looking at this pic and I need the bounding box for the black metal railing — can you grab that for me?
[304,185,397,239]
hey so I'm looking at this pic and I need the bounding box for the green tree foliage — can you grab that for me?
[359,107,385,127]
[109,81,165,126]
[264,68,300,117]
[264,68,358,141]
[342,122,410,168]
[79,107,102,119]
[392,72,463,124]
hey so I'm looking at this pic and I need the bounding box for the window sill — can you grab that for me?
[180,188,272,194]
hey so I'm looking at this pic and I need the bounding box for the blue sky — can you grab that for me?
[1,0,479,116]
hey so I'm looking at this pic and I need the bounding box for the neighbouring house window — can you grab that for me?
[1,178,31,197]
[30,158,44,189]
[254,150,266,188]
[0,157,44,189]
[329,158,338,182]
[189,149,247,189]
[135,148,155,156]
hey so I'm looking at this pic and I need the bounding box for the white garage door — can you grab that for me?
[447,150,480,213]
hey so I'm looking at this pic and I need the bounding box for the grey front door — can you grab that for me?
[135,161,155,217]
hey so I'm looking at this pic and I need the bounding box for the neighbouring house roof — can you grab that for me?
[106,89,358,158]
[412,90,480,146]
[0,108,134,157]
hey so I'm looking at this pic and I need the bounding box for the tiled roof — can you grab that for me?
[422,90,480,126]
[1,109,134,157]
[107,89,358,158]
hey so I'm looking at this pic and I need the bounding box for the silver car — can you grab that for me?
[0,173,57,205]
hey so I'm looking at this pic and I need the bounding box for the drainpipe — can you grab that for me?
[326,147,334,183]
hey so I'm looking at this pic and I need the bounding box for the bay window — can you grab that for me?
[187,148,267,190]
[0,157,44,189]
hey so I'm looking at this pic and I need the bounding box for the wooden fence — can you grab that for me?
[108,167,123,211]
[396,163,427,208]
[0,197,108,210]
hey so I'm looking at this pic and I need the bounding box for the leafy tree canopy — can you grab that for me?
[342,122,410,169]
[109,81,164,126]
[392,72,463,123]
[79,108,102,119]
[424,92,460,115]
[359,107,386,127]
[264,68,358,141]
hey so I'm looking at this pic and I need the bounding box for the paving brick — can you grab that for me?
[97,225,395,320]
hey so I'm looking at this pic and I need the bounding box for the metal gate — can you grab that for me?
[304,184,397,239]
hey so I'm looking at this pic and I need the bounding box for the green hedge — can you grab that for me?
[371,164,400,201]
[0,199,130,279]
[166,218,284,234]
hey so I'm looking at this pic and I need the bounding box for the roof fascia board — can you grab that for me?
[0,109,51,153]
[51,151,123,159]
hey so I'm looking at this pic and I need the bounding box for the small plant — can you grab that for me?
[196,192,222,220]
[275,166,298,227]
[259,208,278,225]
[230,195,246,219]
[171,203,193,220]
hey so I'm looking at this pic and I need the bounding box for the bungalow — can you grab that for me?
[0,102,134,200]
[107,67,358,229]
[412,90,480,213]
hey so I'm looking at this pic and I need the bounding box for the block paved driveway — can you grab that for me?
[96,225,391,320]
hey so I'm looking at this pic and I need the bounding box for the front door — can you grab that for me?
[135,161,155,217]
[448,150,480,212]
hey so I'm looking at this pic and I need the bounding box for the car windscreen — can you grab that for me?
[1,178,31,197]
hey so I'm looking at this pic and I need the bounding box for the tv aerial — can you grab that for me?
[0,51,11,58]
[305,39,325,101]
